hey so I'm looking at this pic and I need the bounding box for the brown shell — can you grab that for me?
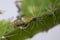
[11,20,25,27]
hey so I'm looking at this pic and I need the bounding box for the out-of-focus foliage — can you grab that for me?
[0,10,5,14]
[0,0,60,40]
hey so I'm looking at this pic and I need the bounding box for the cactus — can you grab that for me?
[0,0,60,40]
